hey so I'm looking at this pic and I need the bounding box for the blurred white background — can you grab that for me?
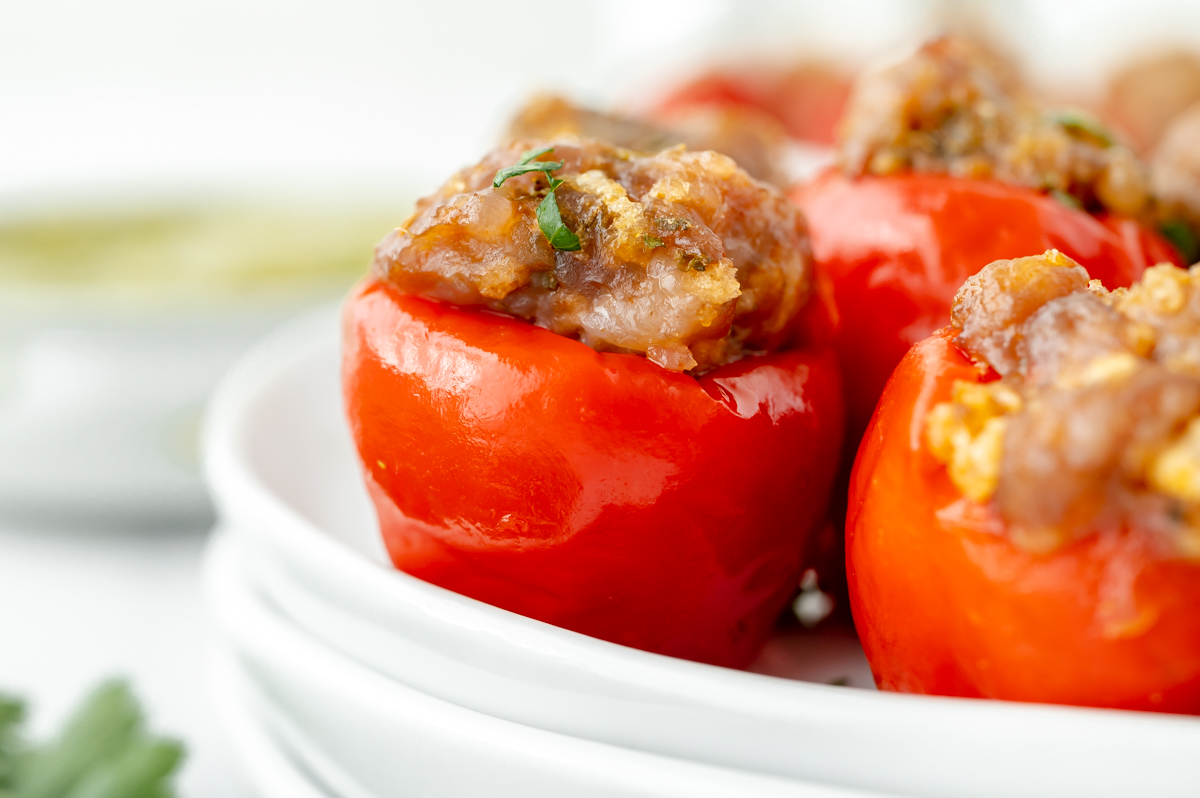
[8,0,1200,197]
[5,0,1200,795]
[0,0,990,196]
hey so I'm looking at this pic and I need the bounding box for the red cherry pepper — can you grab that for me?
[791,171,1184,448]
[847,330,1200,713]
[343,279,844,668]
[656,69,850,144]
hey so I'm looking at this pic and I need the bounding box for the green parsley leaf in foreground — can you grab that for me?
[7,679,184,798]
[493,146,564,188]
[0,695,26,791]
[17,680,141,798]
[65,737,185,798]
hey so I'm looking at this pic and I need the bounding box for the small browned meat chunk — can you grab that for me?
[374,139,812,372]
[507,95,681,156]
[928,251,1200,554]
[838,35,1151,218]
[506,94,789,188]
[951,250,1090,376]
[1106,51,1200,154]
[1153,102,1200,235]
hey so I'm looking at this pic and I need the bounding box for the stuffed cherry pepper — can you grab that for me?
[850,250,1200,712]
[792,35,1183,446]
[343,139,843,667]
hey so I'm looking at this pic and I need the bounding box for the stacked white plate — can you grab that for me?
[203,309,1200,798]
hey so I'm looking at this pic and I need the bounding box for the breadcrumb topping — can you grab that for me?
[926,380,1021,502]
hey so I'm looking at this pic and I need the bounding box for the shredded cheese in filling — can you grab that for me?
[927,253,1200,556]
[926,381,1021,503]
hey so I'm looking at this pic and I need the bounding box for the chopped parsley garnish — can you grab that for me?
[536,184,581,251]
[1045,109,1115,148]
[492,146,564,188]
[643,235,665,249]
[0,680,184,798]
[494,147,580,252]
[1162,219,1200,264]
[1049,189,1083,210]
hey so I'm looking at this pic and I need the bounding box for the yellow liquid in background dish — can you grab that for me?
[0,204,406,309]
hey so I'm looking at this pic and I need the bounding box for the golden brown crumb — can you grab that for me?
[925,380,1021,502]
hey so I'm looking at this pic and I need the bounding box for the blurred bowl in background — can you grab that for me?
[0,182,415,524]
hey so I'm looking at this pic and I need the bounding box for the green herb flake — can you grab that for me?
[674,251,710,272]
[643,235,664,250]
[1045,109,1115,148]
[495,148,581,251]
[1049,189,1083,211]
[492,146,564,188]
[1161,219,1200,264]
[656,216,692,232]
[536,191,581,252]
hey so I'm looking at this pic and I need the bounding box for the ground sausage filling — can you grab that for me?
[838,35,1152,218]
[927,251,1200,556]
[373,138,812,372]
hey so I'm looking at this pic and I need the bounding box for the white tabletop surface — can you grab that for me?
[0,517,252,797]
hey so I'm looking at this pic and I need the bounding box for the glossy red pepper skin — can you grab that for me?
[848,331,1200,713]
[791,171,1184,446]
[343,279,844,668]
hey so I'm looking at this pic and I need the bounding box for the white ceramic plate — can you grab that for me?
[206,529,882,798]
[210,651,335,798]
[205,309,1200,798]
